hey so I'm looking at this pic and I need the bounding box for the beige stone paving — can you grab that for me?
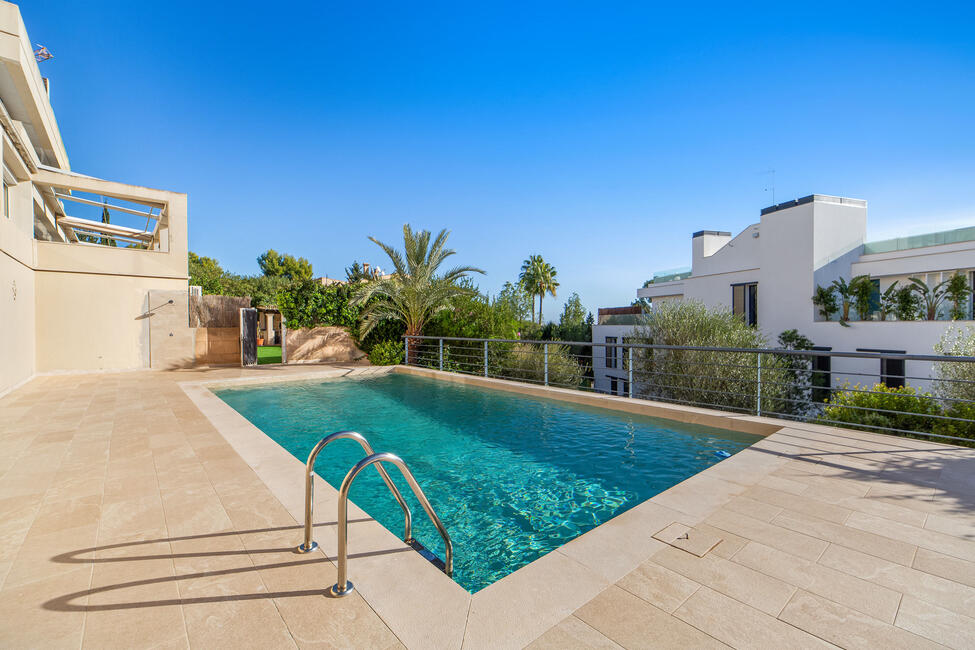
[2,366,975,649]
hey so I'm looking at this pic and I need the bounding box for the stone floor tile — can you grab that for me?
[772,510,916,565]
[525,615,622,649]
[674,586,833,649]
[0,563,92,649]
[743,484,853,524]
[705,509,828,561]
[616,557,700,614]
[923,512,975,540]
[465,550,604,649]
[649,545,796,616]
[846,511,975,562]
[733,541,901,623]
[722,495,783,523]
[912,547,975,589]
[575,585,725,649]
[778,590,941,650]
[819,544,975,619]
[895,594,975,649]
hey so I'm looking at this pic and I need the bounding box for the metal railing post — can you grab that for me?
[330,452,453,597]
[483,340,488,377]
[296,431,412,554]
[756,352,763,416]
[628,347,634,398]
[544,343,549,386]
[439,338,444,371]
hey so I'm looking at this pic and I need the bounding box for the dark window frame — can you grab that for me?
[857,348,906,389]
[732,282,758,326]
[605,336,618,369]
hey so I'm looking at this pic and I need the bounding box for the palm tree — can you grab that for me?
[812,285,838,321]
[535,262,558,324]
[351,226,484,350]
[519,255,542,323]
[909,277,949,321]
[830,277,854,326]
[519,255,559,324]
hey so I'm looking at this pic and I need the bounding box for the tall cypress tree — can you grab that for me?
[100,204,116,247]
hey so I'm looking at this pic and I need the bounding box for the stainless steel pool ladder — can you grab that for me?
[296,430,454,598]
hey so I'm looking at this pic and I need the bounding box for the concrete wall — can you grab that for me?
[285,326,365,363]
[32,273,188,372]
[0,250,34,394]
[195,327,241,366]
[0,130,36,395]
[147,289,195,369]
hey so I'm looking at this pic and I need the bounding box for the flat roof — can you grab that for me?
[760,194,867,216]
[863,225,975,255]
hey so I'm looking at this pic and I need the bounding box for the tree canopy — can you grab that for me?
[257,249,314,281]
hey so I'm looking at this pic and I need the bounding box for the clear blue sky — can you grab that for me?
[25,1,975,318]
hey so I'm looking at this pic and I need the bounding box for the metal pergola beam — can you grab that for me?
[53,191,157,219]
[57,215,153,241]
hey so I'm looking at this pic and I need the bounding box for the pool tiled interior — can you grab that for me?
[2,364,974,648]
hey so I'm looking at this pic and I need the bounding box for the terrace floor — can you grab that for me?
[1,365,974,649]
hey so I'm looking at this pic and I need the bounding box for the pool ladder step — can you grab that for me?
[295,430,453,597]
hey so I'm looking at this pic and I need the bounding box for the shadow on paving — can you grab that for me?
[43,520,412,612]
[752,425,975,518]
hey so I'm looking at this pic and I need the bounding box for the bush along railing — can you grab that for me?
[403,336,975,445]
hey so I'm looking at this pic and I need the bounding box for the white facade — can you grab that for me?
[592,194,975,394]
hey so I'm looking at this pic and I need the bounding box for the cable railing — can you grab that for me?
[403,335,975,445]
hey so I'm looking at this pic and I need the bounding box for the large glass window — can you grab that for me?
[605,337,618,369]
[732,283,758,326]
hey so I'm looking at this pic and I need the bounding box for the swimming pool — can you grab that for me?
[215,373,760,592]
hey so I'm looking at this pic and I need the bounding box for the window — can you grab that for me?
[732,283,758,326]
[621,379,629,396]
[605,336,618,369]
[868,279,880,319]
[811,347,832,404]
[881,358,906,389]
[609,377,618,394]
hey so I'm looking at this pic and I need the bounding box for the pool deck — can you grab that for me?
[1,364,974,648]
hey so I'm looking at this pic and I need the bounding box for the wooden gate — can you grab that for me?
[240,308,258,366]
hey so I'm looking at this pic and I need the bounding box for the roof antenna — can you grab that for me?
[762,168,776,205]
[34,44,53,62]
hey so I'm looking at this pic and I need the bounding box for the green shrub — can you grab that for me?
[931,401,975,440]
[276,281,359,329]
[818,383,941,434]
[632,301,788,413]
[934,326,975,402]
[368,340,405,366]
[498,343,583,388]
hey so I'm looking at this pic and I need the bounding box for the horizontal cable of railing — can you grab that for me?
[402,336,975,444]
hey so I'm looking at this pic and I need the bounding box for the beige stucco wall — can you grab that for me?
[0,251,35,394]
[33,272,187,372]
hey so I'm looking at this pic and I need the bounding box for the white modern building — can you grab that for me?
[593,194,975,395]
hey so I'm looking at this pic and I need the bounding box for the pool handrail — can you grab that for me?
[296,430,412,553]
[329,451,453,597]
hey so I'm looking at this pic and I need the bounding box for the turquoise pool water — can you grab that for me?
[215,373,759,592]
